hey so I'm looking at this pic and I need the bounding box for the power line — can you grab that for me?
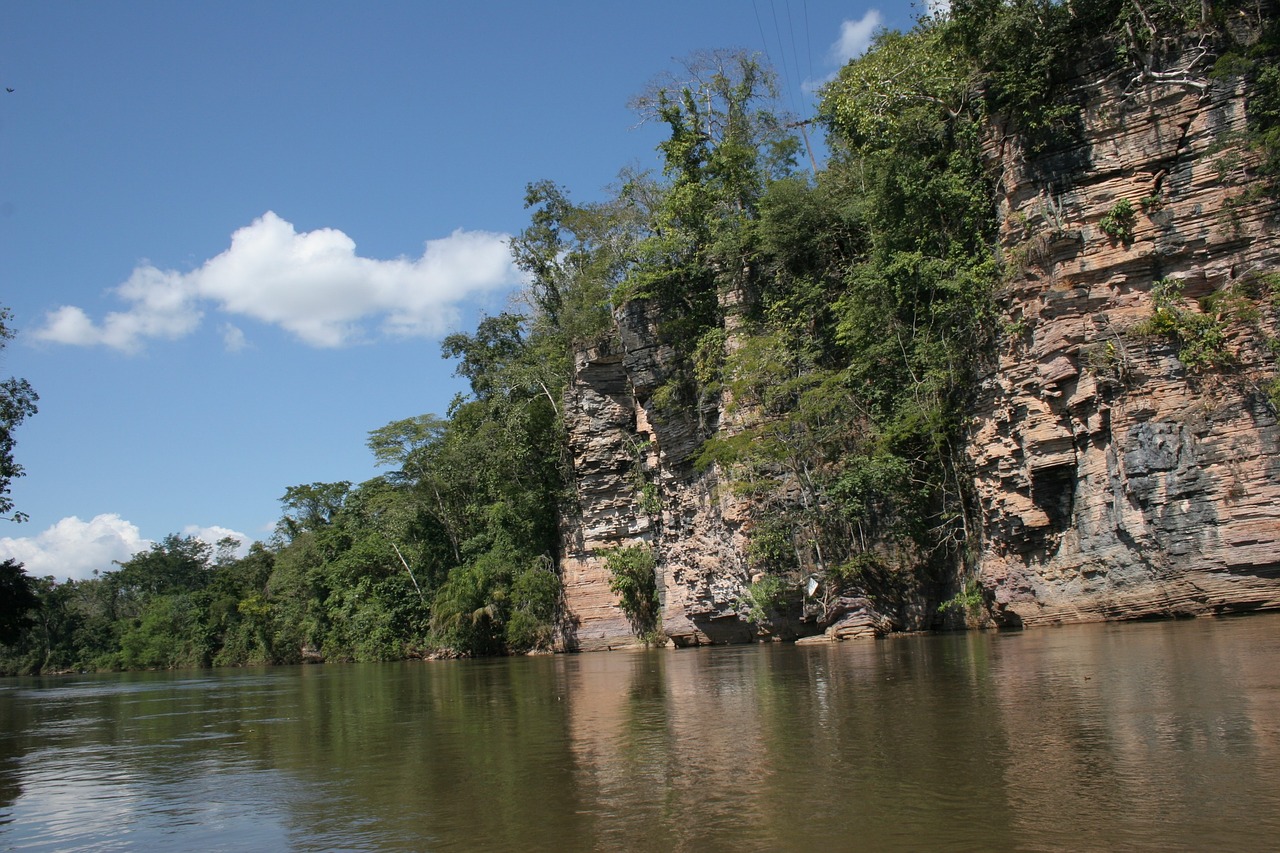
[802,0,813,85]
[751,0,772,69]
[753,0,820,174]
[768,0,799,118]
[784,0,804,108]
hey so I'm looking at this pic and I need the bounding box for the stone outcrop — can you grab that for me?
[968,51,1280,625]
[557,338,651,650]
[559,43,1280,649]
[558,300,768,650]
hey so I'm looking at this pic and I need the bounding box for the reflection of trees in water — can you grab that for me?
[0,759,22,818]
[3,617,1279,850]
[563,639,1019,850]
[241,659,589,851]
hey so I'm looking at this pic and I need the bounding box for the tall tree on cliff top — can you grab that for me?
[624,50,799,342]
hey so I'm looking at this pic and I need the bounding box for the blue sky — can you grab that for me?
[1,1,922,580]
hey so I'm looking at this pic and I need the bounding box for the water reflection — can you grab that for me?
[0,615,1277,851]
[987,620,1280,851]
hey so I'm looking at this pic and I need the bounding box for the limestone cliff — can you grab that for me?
[559,298,933,649]
[970,52,1280,625]
[559,42,1280,648]
[558,301,761,650]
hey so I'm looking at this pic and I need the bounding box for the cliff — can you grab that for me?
[558,38,1280,649]
[970,50,1280,625]
[558,301,764,650]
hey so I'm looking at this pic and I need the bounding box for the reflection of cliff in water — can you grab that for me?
[987,619,1280,850]
[563,638,1023,850]
[562,616,1280,851]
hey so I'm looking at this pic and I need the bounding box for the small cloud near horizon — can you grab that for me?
[0,514,251,582]
[32,212,521,353]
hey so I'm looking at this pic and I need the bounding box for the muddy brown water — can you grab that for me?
[2,613,1278,851]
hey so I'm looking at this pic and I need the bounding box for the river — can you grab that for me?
[2,614,1278,851]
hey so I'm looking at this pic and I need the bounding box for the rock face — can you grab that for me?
[559,48,1280,649]
[558,301,762,650]
[969,57,1280,625]
[557,337,651,650]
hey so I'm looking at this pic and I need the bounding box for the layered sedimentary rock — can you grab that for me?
[560,46,1280,649]
[557,338,652,650]
[559,301,761,650]
[969,56,1280,625]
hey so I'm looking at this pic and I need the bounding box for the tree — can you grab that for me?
[276,481,352,539]
[367,414,448,481]
[509,180,636,348]
[621,50,800,349]
[0,558,39,645]
[112,534,213,598]
[0,306,38,522]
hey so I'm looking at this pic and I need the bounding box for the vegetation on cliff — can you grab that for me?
[4,0,1278,671]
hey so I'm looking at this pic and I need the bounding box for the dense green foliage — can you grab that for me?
[603,545,660,637]
[0,307,39,652]
[2,307,572,673]
[0,559,40,645]
[5,2,1276,671]
[0,308,37,524]
[950,0,1280,156]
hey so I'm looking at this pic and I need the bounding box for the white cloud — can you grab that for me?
[829,10,883,65]
[221,323,249,352]
[802,10,885,93]
[32,212,520,352]
[0,516,254,582]
[181,524,252,560]
[0,514,150,581]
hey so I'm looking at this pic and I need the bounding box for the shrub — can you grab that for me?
[1099,199,1137,242]
[1133,278,1235,370]
[604,545,659,635]
[937,577,984,615]
[739,575,788,624]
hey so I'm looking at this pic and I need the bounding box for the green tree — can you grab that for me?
[624,50,798,349]
[510,180,639,348]
[209,542,277,666]
[112,534,213,599]
[117,593,208,669]
[604,545,659,636]
[0,558,39,645]
[367,414,448,481]
[276,481,352,539]
[686,17,999,615]
[0,306,37,523]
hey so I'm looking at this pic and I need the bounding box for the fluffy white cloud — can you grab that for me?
[0,515,253,582]
[802,10,885,93]
[181,524,251,559]
[829,10,883,65]
[0,514,151,581]
[33,212,520,351]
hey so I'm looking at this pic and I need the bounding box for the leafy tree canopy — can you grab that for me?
[0,307,37,523]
